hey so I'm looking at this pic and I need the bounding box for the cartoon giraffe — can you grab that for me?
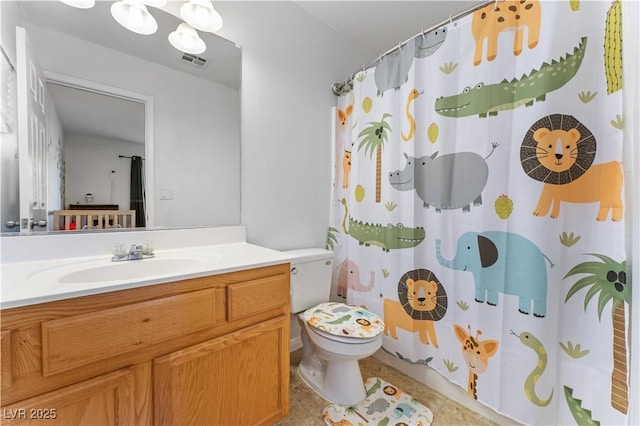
[338,105,353,131]
[342,151,352,188]
[471,0,541,66]
[401,89,423,142]
[337,105,354,188]
[454,324,499,400]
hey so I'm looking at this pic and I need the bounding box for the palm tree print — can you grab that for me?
[564,254,629,414]
[358,113,392,203]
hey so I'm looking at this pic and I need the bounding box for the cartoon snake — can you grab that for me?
[511,330,554,407]
[401,89,423,142]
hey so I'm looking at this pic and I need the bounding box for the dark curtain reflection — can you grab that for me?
[130,156,146,227]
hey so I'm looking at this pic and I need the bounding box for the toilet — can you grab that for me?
[287,249,384,406]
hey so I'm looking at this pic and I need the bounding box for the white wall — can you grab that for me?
[24,23,241,228]
[64,134,143,209]
[214,2,371,250]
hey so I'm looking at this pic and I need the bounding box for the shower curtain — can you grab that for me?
[329,1,629,424]
[130,155,146,227]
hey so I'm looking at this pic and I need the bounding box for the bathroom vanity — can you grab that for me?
[0,227,292,425]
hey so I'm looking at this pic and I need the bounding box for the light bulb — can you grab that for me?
[196,5,208,25]
[111,0,158,35]
[141,0,167,6]
[60,0,95,9]
[169,22,206,54]
[129,6,143,27]
[182,33,194,50]
[180,0,222,32]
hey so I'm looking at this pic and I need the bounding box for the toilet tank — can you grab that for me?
[285,248,334,314]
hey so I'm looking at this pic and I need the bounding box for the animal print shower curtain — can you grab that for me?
[328,1,630,424]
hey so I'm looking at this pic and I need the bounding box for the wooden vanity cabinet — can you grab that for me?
[0,264,290,426]
[154,317,287,425]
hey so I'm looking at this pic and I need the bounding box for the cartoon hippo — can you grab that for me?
[366,398,391,415]
[389,144,498,212]
[374,26,448,95]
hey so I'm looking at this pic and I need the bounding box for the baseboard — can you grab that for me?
[289,336,302,352]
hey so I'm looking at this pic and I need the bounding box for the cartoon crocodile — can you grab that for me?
[341,198,425,252]
[435,36,586,118]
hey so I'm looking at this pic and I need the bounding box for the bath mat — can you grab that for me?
[321,377,433,426]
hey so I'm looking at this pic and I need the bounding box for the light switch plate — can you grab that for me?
[160,187,174,200]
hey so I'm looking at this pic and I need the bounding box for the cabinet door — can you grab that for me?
[154,316,289,426]
[1,368,134,425]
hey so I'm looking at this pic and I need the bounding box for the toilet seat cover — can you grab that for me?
[303,302,384,339]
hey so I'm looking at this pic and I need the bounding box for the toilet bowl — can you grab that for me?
[286,249,384,406]
[297,302,383,406]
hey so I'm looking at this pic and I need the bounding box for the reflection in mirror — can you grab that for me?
[47,79,148,230]
[0,0,241,235]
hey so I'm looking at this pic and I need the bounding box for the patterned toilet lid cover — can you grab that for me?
[303,302,385,338]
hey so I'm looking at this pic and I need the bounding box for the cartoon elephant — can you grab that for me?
[336,259,375,298]
[392,402,417,419]
[366,397,390,415]
[435,231,553,317]
[389,144,498,212]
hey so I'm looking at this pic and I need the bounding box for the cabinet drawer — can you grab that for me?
[42,288,216,376]
[227,275,289,321]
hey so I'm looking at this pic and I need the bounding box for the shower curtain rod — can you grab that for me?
[118,155,145,160]
[332,0,501,95]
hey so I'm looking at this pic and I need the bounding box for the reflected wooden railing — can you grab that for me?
[53,210,136,231]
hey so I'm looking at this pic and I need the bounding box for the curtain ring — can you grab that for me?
[449,15,453,24]
[494,0,499,10]
[421,29,426,39]
[398,42,402,52]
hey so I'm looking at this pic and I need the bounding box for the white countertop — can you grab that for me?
[1,242,293,309]
[1,227,296,309]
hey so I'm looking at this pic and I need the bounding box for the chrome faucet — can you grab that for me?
[112,243,154,262]
[127,244,143,260]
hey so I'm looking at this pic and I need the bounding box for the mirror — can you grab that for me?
[0,0,241,234]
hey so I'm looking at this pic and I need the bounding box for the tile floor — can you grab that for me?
[281,349,500,426]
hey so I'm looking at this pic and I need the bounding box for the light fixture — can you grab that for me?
[140,0,167,7]
[168,23,206,54]
[180,0,223,33]
[111,0,158,35]
[60,0,95,9]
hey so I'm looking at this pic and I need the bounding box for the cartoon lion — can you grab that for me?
[520,114,624,221]
[382,269,447,347]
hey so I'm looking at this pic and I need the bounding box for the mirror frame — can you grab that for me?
[44,70,155,228]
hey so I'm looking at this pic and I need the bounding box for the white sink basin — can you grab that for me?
[58,257,208,283]
[27,251,222,285]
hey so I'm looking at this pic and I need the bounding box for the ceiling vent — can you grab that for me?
[179,53,207,68]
